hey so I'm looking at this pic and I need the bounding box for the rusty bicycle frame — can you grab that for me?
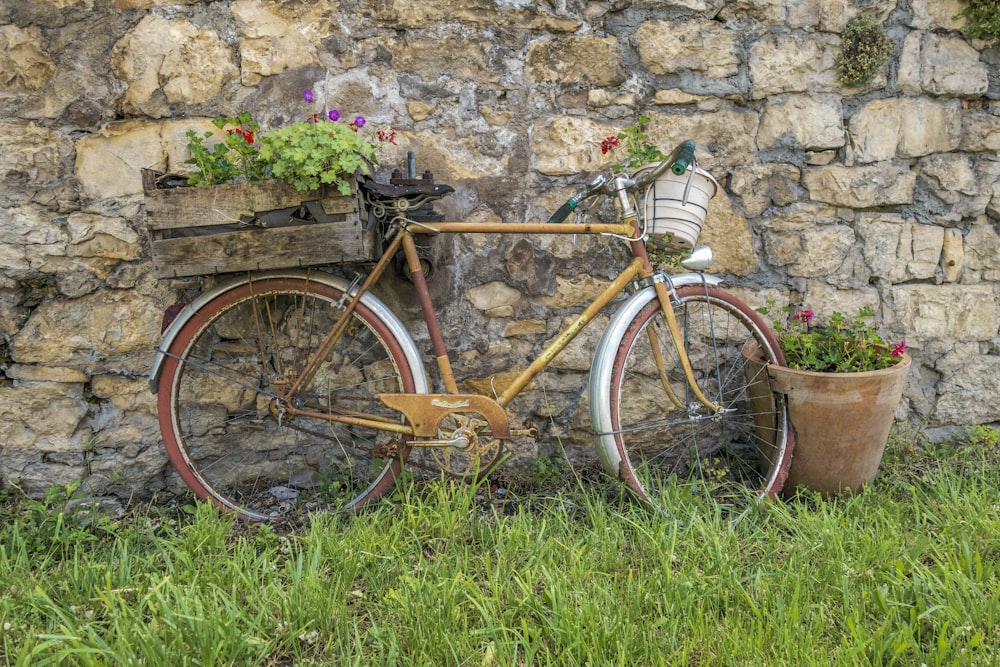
[271,149,721,460]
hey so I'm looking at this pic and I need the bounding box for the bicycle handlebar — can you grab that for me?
[546,171,611,224]
[546,197,580,224]
[547,140,697,223]
[671,140,696,175]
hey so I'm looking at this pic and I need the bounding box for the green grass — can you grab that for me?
[2,428,999,666]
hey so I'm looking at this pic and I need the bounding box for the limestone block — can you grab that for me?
[0,120,65,183]
[965,220,1000,280]
[505,238,556,296]
[633,0,726,13]
[386,35,494,83]
[890,284,1000,342]
[0,204,69,274]
[699,191,758,277]
[74,118,215,199]
[371,0,580,31]
[66,213,142,262]
[467,281,521,316]
[898,32,989,98]
[407,100,434,122]
[961,109,1000,153]
[933,354,1000,426]
[980,161,1000,222]
[503,320,547,337]
[915,154,988,221]
[548,314,609,371]
[803,163,916,208]
[748,34,839,100]
[856,213,945,282]
[941,228,964,283]
[231,0,336,86]
[588,90,637,108]
[786,0,894,31]
[526,35,625,86]
[729,164,803,217]
[908,0,968,31]
[725,286,785,316]
[717,0,784,23]
[112,0,201,7]
[0,206,140,287]
[757,94,845,151]
[0,24,57,91]
[0,383,87,452]
[10,289,165,370]
[763,203,857,278]
[403,130,510,180]
[5,365,89,383]
[796,283,881,328]
[541,274,611,310]
[722,0,893,30]
[86,443,168,498]
[849,98,963,163]
[475,106,511,127]
[111,16,237,117]
[91,375,157,416]
[646,109,759,169]
[652,89,707,105]
[637,20,739,78]
[39,0,94,6]
[0,454,87,497]
[532,116,613,177]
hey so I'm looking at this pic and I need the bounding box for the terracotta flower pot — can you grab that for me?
[743,341,910,497]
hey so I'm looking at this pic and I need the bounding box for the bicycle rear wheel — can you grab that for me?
[156,276,423,522]
[591,284,793,510]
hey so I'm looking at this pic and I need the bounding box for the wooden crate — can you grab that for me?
[141,169,378,279]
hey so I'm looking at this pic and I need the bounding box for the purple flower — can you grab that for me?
[793,309,814,324]
[353,115,366,129]
[303,90,314,103]
[328,109,340,122]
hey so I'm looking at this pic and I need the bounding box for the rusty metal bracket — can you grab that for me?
[377,393,512,440]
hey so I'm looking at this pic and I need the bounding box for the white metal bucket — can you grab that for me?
[642,166,719,249]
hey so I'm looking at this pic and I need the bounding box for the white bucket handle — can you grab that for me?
[680,157,697,206]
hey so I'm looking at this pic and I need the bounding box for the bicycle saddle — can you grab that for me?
[358,174,454,203]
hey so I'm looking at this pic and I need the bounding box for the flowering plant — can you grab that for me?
[184,112,267,186]
[185,91,396,194]
[600,114,667,172]
[758,302,907,373]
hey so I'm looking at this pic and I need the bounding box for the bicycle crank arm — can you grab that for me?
[409,435,471,449]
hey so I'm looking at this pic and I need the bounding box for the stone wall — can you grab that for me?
[1,0,998,501]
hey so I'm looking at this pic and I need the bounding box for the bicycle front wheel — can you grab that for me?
[591,284,792,510]
[156,276,424,522]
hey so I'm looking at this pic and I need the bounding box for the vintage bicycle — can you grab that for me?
[149,141,794,521]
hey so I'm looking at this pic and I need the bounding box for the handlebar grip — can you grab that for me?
[547,197,578,224]
[670,140,696,175]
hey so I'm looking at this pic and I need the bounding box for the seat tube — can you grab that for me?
[402,231,459,393]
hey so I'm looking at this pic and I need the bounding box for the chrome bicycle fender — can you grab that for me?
[148,270,430,396]
[588,272,722,478]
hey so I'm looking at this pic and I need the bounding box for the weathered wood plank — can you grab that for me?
[141,170,377,278]
[149,221,376,278]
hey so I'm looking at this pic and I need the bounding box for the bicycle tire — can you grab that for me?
[591,284,793,510]
[157,276,422,522]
